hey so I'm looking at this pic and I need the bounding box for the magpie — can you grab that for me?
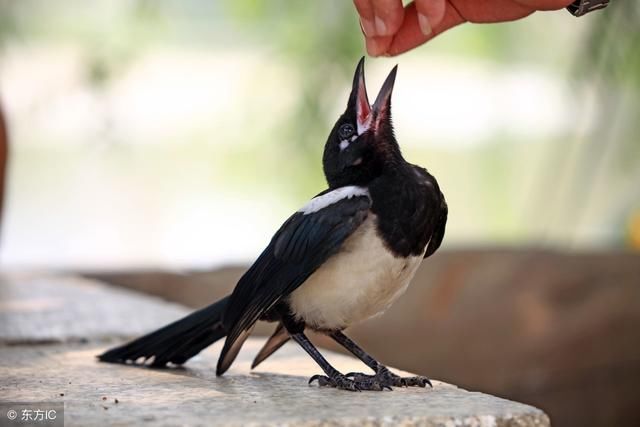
[98,58,448,391]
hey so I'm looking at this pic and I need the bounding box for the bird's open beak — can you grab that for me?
[348,59,397,136]
[349,57,371,135]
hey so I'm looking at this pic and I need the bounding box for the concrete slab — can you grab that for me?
[0,274,550,426]
[0,273,187,345]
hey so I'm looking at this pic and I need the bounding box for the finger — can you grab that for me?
[365,35,393,57]
[353,0,377,37]
[385,1,465,56]
[455,0,534,22]
[414,0,446,37]
[514,0,574,10]
[370,0,405,36]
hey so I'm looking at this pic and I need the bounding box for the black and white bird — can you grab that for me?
[99,58,448,391]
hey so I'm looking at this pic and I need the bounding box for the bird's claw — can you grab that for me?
[309,374,360,391]
[399,375,432,387]
[308,373,389,391]
[345,367,432,388]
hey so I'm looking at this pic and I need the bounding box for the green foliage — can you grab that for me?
[1,0,636,246]
[221,0,366,198]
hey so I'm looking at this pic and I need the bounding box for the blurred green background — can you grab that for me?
[1,0,638,269]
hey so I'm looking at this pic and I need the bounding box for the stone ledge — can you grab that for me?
[0,273,187,345]
[0,274,550,426]
[1,341,550,427]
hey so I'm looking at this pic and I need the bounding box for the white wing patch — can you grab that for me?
[299,186,369,215]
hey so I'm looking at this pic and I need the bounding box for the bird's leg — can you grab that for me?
[280,314,386,391]
[288,332,363,391]
[330,330,431,388]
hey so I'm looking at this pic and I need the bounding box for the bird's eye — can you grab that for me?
[338,123,355,139]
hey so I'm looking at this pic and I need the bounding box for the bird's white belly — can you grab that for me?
[288,215,424,330]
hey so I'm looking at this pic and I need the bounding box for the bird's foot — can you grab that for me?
[308,373,391,391]
[345,366,432,388]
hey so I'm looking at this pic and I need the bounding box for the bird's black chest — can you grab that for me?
[368,166,444,258]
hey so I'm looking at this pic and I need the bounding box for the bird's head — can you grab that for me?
[323,58,401,189]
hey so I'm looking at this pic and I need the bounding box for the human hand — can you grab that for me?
[353,0,575,56]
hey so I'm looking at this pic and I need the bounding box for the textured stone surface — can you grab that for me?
[0,273,186,345]
[0,274,550,426]
[1,342,550,427]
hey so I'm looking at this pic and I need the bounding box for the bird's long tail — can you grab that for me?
[98,295,230,367]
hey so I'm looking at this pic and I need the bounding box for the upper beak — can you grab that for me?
[349,57,371,135]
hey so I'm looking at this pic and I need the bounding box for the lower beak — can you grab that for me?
[371,65,398,127]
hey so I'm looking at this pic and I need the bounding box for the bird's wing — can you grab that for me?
[217,186,371,374]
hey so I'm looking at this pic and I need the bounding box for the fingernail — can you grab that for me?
[360,17,375,37]
[418,13,432,36]
[374,16,387,36]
